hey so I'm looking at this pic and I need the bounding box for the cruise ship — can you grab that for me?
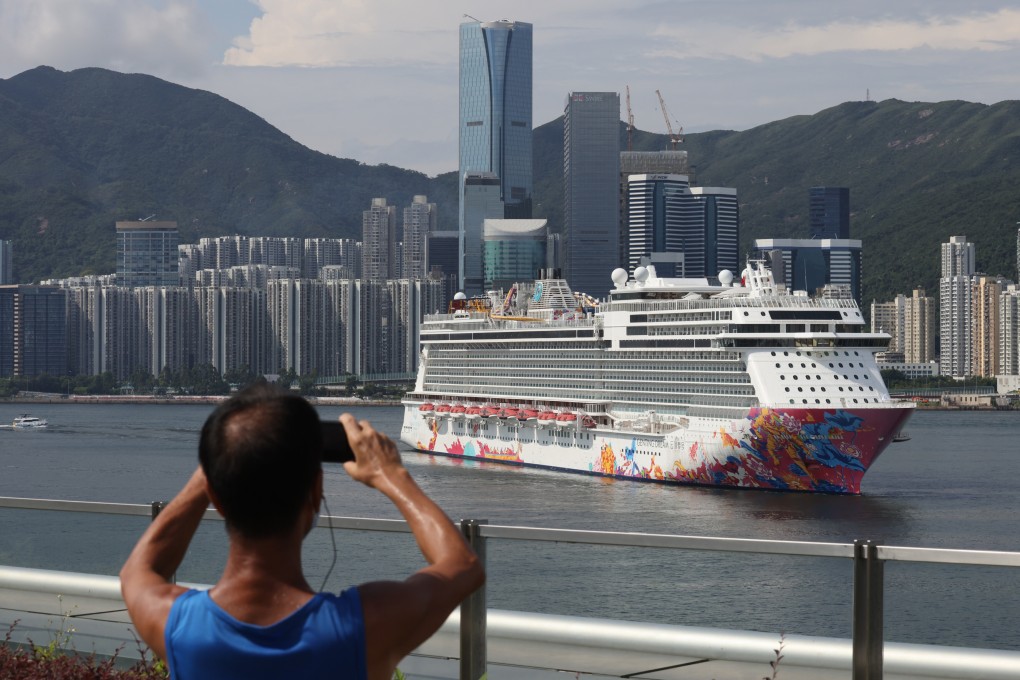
[400,262,914,494]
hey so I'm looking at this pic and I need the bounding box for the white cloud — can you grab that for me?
[0,0,212,77]
[223,0,461,67]
[650,8,1020,61]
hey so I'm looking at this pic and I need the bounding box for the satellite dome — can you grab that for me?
[718,269,734,286]
[633,266,649,283]
[611,268,628,286]
[454,292,467,300]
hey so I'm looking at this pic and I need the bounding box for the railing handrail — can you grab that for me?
[3,495,1019,568]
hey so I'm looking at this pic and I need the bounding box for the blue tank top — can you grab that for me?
[165,588,366,680]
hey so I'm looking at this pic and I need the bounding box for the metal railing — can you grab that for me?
[2,496,1020,680]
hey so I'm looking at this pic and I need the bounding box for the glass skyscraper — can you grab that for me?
[563,91,620,299]
[459,19,532,295]
[459,19,532,217]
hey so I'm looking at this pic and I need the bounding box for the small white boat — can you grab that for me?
[12,415,48,429]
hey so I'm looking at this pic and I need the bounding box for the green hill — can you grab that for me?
[2,66,1018,305]
[0,66,457,282]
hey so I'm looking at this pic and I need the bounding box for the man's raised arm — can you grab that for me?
[339,414,485,679]
[119,467,210,659]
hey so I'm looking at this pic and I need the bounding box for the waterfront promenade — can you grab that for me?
[2,496,1020,680]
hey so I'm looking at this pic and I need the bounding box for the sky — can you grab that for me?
[2,0,1019,176]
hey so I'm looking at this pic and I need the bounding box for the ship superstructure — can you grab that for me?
[401,263,913,493]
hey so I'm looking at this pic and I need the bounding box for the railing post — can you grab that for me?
[459,519,487,680]
[852,539,884,680]
[150,501,166,521]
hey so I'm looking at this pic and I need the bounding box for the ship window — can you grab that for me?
[853,399,859,403]
[776,363,781,368]
[797,387,803,392]
[826,399,831,404]
[816,375,821,380]
[802,399,808,404]
[792,375,798,380]
[785,387,790,392]
[780,375,786,379]
[815,399,820,404]
[801,363,806,368]
[771,351,776,355]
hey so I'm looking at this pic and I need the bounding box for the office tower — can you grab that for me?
[0,285,68,378]
[0,240,12,284]
[362,198,396,281]
[1001,284,1020,375]
[971,275,1006,377]
[939,235,976,377]
[460,173,503,294]
[753,238,863,303]
[619,151,689,268]
[626,174,690,274]
[563,92,620,298]
[1016,225,1020,282]
[117,221,180,287]
[809,187,851,239]
[459,19,532,219]
[483,219,548,290]
[402,195,437,280]
[678,187,739,278]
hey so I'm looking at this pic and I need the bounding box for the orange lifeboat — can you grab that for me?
[419,403,435,412]
[483,406,501,418]
[537,411,556,425]
[502,407,520,419]
[436,404,452,415]
[465,405,482,419]
[520,408,539,421]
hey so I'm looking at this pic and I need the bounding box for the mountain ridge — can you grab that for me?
[2,66,1018,303]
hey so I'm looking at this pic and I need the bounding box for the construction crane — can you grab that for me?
[655,89,684,150]
[625,85,635,151]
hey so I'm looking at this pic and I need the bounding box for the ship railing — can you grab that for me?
[1,496,1019,680]
[605,294,857,314]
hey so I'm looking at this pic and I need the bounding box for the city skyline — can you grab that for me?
[2,1,1018,175]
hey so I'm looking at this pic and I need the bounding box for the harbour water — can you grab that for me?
[1,403,1018,651]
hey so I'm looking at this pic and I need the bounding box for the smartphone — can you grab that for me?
[320,421,355,463]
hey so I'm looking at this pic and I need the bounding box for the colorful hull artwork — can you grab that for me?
[402,405,913,494]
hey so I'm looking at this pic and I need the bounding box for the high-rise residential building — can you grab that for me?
[362,198,396,281]
[460,173,503,295]
[753,238,863,303]
[0,285,68,378]
[1001,284,1020,376]
[619,151,689,269]
[871,298,903,353]
[563,91,620,298]
[483,219,547,290]
[904,288,936,364]
[402,195,437,280]
[459,19,532,220]
[939,235,976,377]
[809,187,851,239]
[971,275,1007,378]
[871,288,936,363]
[0,240,12,284]
[116,221,180,287]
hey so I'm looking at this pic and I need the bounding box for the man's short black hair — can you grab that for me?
[198,383,323,538]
